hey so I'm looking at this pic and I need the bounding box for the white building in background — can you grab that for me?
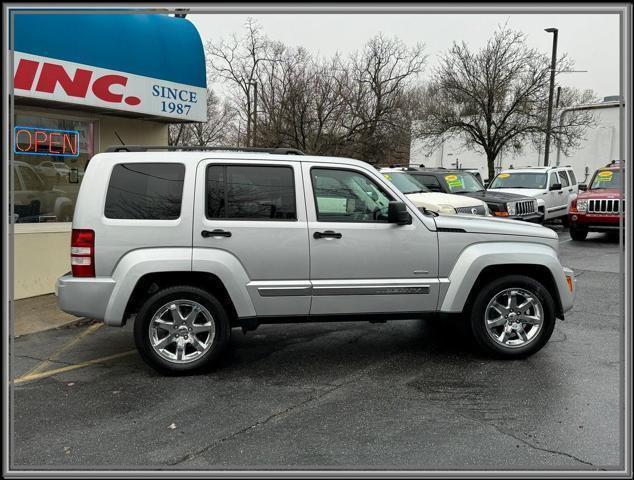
[410,98,622,184]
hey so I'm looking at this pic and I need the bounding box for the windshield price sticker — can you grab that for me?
[383,174,392,180]
[498,173,511,178]
[596,171,613,182]
[445,174,464,189]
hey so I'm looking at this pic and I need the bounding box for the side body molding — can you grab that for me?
[439,242,571,313]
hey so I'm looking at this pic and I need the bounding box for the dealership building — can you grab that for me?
[12,13,207,299]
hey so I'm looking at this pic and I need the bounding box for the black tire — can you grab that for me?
[561,215,571,228]
[468,275,556,359]
[133,285,230,375]
[569,225,588,241]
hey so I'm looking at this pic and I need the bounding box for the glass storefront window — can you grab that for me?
[13,112,96,223]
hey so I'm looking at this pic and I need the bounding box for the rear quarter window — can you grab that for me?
[104,163,185,219]
[567,169,577,185]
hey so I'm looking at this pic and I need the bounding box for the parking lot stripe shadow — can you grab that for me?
[19,322,103,378]
[13,350,136,385]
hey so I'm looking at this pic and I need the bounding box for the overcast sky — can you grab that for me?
[189,12,621,99]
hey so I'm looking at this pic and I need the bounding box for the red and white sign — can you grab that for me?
[13,52,207,122]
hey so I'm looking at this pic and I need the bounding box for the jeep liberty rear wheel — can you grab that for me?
[569,225,588,241]
[134,286,230,375]
[469,275,556,359]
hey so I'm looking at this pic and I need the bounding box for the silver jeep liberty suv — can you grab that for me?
[57,146,575,374]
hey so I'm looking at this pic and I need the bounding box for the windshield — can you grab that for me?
[381,172,430,194]
[489,172,547,189]
[590,169,621,190]
[438,172,484,193]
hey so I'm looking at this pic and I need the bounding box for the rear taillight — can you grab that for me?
[71,229,95,277]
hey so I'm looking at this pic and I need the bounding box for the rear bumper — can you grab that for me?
[56,273,116,321]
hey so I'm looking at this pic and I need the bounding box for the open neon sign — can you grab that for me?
[13,126,80,157]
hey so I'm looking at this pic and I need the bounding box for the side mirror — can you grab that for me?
[578,184,587,191]
[549,183,562,191]
[388,201,411,225]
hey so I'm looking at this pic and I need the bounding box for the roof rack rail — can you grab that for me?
[105,145,305,155]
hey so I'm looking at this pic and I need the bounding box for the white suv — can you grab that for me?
[380,168,490,216]
[488,166,579,224]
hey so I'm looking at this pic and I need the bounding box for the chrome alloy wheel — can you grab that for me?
[484,288,544,348]
[149,300,216,364]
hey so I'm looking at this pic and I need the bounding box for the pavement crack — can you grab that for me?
[429,401,603,469]
[483,423,603,470]
[167,382,344,466]
[15,354,75,367]
[168,349,392,466]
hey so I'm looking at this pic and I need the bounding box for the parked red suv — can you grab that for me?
[569,161,623,240]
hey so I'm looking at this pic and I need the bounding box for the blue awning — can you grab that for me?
[14,13,206,89]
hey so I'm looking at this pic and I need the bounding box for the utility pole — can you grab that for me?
[543,27,559,166]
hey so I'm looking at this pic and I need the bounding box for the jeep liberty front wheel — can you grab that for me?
[134,286,230,375]
[469,275,556,359]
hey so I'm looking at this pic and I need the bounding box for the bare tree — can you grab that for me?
[205,24,425,163]
[414,26,595,179]
[343,34,427,163]
[206,18,282,147]
[168,89,236,146]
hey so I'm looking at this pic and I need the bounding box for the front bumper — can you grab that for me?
[56,273,116,321]
[512,212,544,223]
[560,266,576,315]
[570,212,620,230]
[492,212,544,223]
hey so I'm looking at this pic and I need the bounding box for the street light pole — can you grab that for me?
[543,27,559,166]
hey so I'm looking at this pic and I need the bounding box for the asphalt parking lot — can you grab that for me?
[10,227,624,471]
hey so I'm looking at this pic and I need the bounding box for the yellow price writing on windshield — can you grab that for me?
[498,173,511,178]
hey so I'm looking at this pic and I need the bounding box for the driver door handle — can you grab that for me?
[201,229,232,238]
[313,230,342,239]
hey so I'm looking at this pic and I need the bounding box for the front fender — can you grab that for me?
[439,242,573,313]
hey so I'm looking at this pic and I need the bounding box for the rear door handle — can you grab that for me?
[313,230,342,239]
[201,229,232,238]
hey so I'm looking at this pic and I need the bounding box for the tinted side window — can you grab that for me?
[206,165,296,220]
[559,171,570,187]
[105,163,185,220]
[567,169,577,185]
[311,168,393,223]
[416,175,443,192]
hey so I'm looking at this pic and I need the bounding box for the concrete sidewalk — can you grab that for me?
[13,294,83,337]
